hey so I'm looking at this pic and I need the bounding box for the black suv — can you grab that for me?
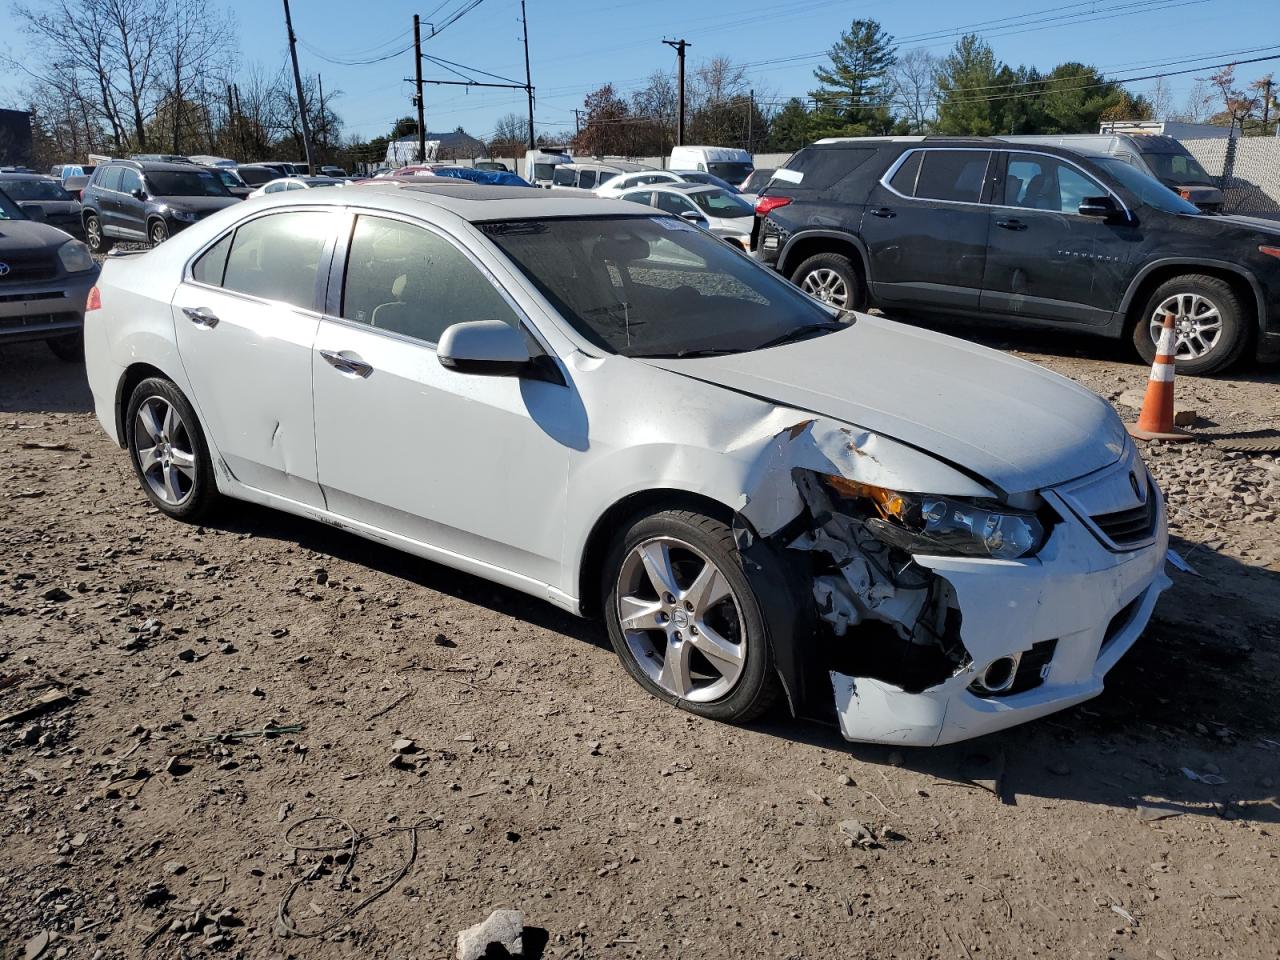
[81,159,240,251]
[753,137,1280,375]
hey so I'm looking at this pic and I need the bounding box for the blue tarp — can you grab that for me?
[431,167,533,187]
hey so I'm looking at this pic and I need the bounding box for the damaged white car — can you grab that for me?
[84,181,1170,746]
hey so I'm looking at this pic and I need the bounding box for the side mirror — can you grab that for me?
[437,320,532,377]
[680,210,707,224]
[132,188,146,200]
[1078,196,1119,220]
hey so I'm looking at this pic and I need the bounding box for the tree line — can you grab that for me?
[551,18,1279,159]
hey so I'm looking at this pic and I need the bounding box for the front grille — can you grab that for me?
[0,254,58,283]
[1091,492,1157,548]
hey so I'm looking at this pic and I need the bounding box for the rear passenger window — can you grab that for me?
[191,233,233,286]
[578,170,597,189]
[99,166,124,192]
[779,147,875,190]
[340,216,519,345]
[622,191,653,206]
[888,152,922,195]
[221,212,329,308]
[553,167,576,186]
[914,150,990,203]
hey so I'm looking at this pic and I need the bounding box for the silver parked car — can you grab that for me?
[0,186,98,361]
[616,182,756,250]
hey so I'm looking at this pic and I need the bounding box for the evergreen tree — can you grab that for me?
[934,35,1007,136]
[766,97,812,152]
[808,19,897,138]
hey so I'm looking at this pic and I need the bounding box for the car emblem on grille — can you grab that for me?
[0,262,10,277]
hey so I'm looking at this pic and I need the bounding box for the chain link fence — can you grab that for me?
[1183,136,1280,216]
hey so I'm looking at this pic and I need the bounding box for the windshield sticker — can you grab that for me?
[653,216,696,231]
[773,168,804,184]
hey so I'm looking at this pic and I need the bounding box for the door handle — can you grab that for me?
[995,218,1027,231]
[182,306,219,328]
[869,207,896,218]
[320,349,373,378]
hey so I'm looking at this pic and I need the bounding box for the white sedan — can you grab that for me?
[83,181,1169,746]
[247,175,345,198]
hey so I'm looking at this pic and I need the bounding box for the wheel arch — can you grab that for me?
[114,362,175,448]
[778,230,871,286]
[1120,259,1262,335]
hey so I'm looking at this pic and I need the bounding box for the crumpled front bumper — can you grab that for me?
[830,497,1170,746]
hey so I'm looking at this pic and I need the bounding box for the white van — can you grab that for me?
[668,146,754,186]
[523,148,572,188]
[550,159,651,192]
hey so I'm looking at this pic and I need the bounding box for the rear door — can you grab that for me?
[116,168,147,239]
[171,208,340,507]
[93,166,124,233]
[980,151,1128,326]
[860,148,995,310]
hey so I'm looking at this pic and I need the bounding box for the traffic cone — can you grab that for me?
[1127,311,1193,442]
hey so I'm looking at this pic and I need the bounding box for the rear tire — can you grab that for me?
[125,377,219,522]
[1131,274,1248,376]
[791,252,863,310]
[46,332,84,363]
[84,213,111,253]
[603,508,781,724]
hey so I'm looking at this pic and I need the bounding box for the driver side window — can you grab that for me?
[653,192,696,217]
[119,169,143,195]
[340,216,520,346]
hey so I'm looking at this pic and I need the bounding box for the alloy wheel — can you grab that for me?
[86,217,101,249]
[800,268,850,308]
[134,396,197,506]
[615,536,747,703]
[150,221,168,245]
[1150,292,1222,360]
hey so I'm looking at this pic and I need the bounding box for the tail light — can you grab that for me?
[1260,245,1280,260]
[755,195,792,216]
[86,286,101,311]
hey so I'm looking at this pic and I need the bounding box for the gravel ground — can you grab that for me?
[1,321,1278,960]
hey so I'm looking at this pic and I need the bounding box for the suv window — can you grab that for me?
[888,152,922,195]
[782,147,875,191]
[1004,153,1104,214]
[119,168,143,195]
[340,215,519,345]
[913,150,990,203]
[221,212,329,308]
[98,165,124,192]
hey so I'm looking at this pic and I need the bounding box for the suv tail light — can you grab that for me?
[86,286,101,311]
[1261,245,1280,260]
[755,195,793,216]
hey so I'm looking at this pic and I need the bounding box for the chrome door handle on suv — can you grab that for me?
[320,349,373,378]
[995,218,1028,231]
[182,306,219,328]
[869,207,896,218]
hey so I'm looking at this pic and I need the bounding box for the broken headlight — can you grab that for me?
[824,477,1044,560]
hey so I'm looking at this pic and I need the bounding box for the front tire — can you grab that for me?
[1132,274,1248,376]
[603,509,781,724]
[46,332,84,363]
[791,252,862,310]
[84,213,111,253]
[125,377,218,522]
[149,218,170,246]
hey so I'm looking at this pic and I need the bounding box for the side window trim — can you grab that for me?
[323,208,539,353]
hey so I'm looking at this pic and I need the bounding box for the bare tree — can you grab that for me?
[489,112,526,162]
[890,48,939,133]
[1171,79,1213,123]
[1146,77,1174,120]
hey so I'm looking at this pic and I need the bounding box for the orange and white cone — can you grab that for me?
[1126,311,1193,442]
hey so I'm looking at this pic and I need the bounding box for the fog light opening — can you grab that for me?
[974,655,1021,695]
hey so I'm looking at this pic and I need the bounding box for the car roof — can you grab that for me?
[343,179,647,220]
[0,172,56,181]
[107,159,208,172]
[648,182,716,194]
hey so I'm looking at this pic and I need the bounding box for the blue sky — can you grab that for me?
[5,0,1278,142]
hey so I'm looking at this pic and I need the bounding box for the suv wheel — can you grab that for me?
[792,252,861,310]
[125,377,218,521]
[1132,274,1248,376]
[149,219,169,246]
[84,213,111,254]
[603,509,781,724]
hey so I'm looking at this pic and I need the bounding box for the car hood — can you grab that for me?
[1210,213,1280,236]
[638,315,1128,494]
[0,220,74,252]
[156,195,241,213]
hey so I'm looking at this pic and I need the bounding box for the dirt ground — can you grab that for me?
[2,320,1278,960]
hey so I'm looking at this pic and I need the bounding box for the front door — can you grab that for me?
[980,151,1129,326]
[861,148,994,311]
[311,213,572,586]
[172,208,339,507]
[116,168,147,240]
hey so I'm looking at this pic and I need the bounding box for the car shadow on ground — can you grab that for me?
[751,534,1280,826]
[0,341,94,414]
[884,308,1280,386]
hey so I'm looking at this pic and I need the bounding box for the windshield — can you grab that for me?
[1138,150,1215,187]
[706,161,753,185]
[146,170,232,197]
[213,169,244,188]
[687,188,753,218]
[1095,158,1200,215]
[482,215,840,358]
[1,179,73,201]
[534,163,557,182]
[0,189,26,219]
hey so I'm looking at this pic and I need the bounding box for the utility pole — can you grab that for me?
[317,74,326,154]
[413,14,426,162]
[747,89,753,152]
[663,39,690,146]
[520,0,535,149]
[573,108,583,137]
[1263,77,1274,137]
[281,0,316,172]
